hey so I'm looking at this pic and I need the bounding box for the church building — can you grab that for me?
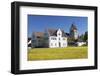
[30,23,78,48]
[31,29,67,48]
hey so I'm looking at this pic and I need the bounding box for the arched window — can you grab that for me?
[55,43,56,46]
[59,38,60,40]
[51,43,53,46]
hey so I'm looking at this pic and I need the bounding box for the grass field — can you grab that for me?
[28,46,88,61]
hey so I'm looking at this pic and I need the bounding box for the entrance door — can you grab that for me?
[59,42,61,47]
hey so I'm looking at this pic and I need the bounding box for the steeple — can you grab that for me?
[70,23,78,40]
[70,23,77,32]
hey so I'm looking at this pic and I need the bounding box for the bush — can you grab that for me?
[82,44,87,46]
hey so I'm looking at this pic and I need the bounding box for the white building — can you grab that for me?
[31,29,67,48]
[76,42,86,46]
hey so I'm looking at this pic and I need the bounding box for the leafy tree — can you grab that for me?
[83,31,88,41]
[79,34,84,41]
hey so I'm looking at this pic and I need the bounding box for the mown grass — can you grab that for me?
[28,46,88,61]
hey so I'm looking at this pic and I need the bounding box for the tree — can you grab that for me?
[83,31,88,41]
[79,31,88,42]
[79,34,84,41]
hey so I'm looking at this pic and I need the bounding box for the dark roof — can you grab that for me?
[33,32,44,38]
[28,37,31,42]
[66,33,70,37]
[47,29,57,36]
[32,29,67,37]
[70,24,77,30]
[47,29,67,37]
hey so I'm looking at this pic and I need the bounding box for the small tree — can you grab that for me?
[79,34,84,41]
[83,31,88,41]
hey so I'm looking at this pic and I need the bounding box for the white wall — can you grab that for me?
[49,36,67,48]
[77,42,86,46]
[49,36,59,48]
[49,29,67,48]
[61,37,67,47]
[0,0,99,76]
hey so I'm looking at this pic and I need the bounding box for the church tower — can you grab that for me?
[70,23,78,40]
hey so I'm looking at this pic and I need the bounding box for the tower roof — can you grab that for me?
[70,24,77,30]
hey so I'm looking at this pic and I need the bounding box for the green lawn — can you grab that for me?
[28,46,88,61]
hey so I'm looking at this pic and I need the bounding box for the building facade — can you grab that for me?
[31,29,67,48]
[30,24,80,48]
[31,32,44,48]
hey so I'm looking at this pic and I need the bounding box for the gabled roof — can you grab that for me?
[32,29,67,38]
[33,32,44,38]
[47,29,67,37]
[47,29,57,36]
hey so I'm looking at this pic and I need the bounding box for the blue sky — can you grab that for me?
[28,15,88,37]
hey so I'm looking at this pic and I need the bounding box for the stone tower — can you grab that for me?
[70,24,78,40]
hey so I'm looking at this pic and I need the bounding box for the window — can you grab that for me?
[44,37,48,40]
[63,43,65,46]
[55,43,56,46]
[63,38,66,40]
[38,40,41,42]
[59,38,60,40]
[32,40,35,43]
[51,37,56,40]
[51,43,53,46]
[54,38,56,40]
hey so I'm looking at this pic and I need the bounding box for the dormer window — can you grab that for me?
[51,37,56,40]
[58,33,61,36]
